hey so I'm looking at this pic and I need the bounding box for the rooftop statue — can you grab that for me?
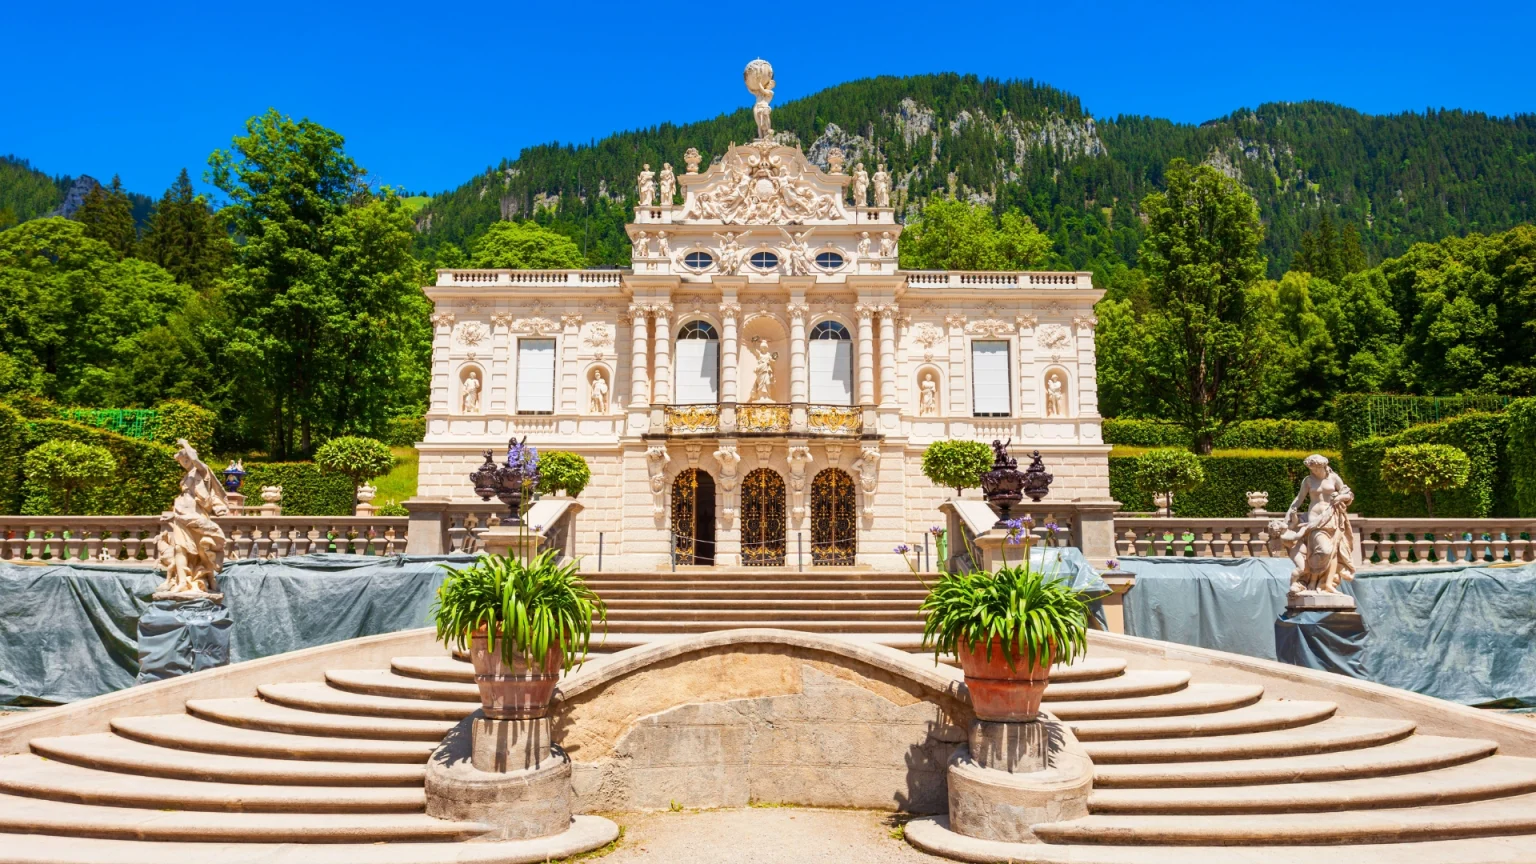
[745,59,775,141]
[154,439,231,597]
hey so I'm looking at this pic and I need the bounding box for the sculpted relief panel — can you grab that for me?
[682,143,848,225]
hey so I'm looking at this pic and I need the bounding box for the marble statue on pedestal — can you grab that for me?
[1280,454,1357,599]
[637,165,656,206]
[154,439,230,597]
[714,230,749,275]
[749,337,778,402]
[659,163,676,204]
[919,373,938,416]
[656,231,671,260]
[852,164,869,207]
[745,59,775,140]
[873,164,891,207]
[589,370,609,414]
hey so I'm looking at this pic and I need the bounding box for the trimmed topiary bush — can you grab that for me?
[1213,419,1339,451]
[1509,398,1536,518]
[922,440,995,497]
[536,451,591,498]
[384,416,426,447]
[242,462,356,516]
[0,402,24,513]
[154,400,217,454]
[1380,444,1471,518]
[1132,448,1205,504]
[1345,411,1510,518]
[1111,450,1329,517]
[375,502,410,517]
[22,440,116,514]
[19,419,180,515]
[315,436,396,490]
[1103,419,1188,448]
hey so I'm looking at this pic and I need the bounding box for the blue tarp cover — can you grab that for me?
[1120,557,1536,707]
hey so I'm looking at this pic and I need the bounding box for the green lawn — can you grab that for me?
[398,196,430,214]
[374,446,418,507]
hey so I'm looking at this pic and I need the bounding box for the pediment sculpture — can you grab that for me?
[681,142,848,225]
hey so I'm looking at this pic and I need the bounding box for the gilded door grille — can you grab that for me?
[811,468,857,566]
[671,469,701,565]
[740,468,786,567]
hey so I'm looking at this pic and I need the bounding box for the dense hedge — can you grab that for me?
[1111,450,1333,517]
[18,419,181,515]
[1510,399,1536,517]
[1334,393,1512,446]
[242,462,356,516]
[0,402,25,513]
[1345,412,1512,518]
[154,400,217,454]
[383,416,426,447]
[1105,418,1339,451]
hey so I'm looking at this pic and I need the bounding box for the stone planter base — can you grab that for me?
[942,716,1092,846]
[426,714,576,841]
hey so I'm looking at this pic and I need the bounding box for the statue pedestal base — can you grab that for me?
[1275,609,1367,679]
[944,717,1092,844]
[135,596,232,685]
[1287,590,1357,611]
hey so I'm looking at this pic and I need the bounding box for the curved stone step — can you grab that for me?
[29,734,424,787]
[257,682,477,721]
[1043,670,1190,702]
[1093,735,1498,787]
[325,669,479,702]
[187,697,455,741]
[1049,658,1128,683]
[1089,755,1536,815]
[1048,683,1264,721]
[1070,700,1337,742]
[0,792,487,843]
[392,655,474,683]
[1034,789,1536,846]
[0,754,423,813]
[1083,715,1417,764]
[112,714,436,764]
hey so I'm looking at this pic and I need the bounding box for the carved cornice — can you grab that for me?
[965,318,1017,338]
[511,317,561,336]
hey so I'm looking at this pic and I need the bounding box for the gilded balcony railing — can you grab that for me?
[807,405,863,436]
[665,404,720,435]
[738,403,791,434]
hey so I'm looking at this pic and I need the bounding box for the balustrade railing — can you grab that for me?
[0,517,163,564]
[0,516,409,564]
[1113,516,1536,567]
[435,269,624,288]
[903,271,1093,289]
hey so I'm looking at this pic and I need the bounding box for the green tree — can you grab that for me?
[1132,448,1206,506]
[1265,272,1341,417]
[71,176,137,259]
[315,435,396,492]
[536,451,592,497]
[1293,213,1367,283]
[139,168,233,290]
[898,198,1053,271]
[921,440,994,497]
[1136,160,1271,453]
[469,221,587,269]
[23,439,116,514]
[1381,443,1471,517]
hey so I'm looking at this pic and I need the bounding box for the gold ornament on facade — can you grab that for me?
[807,405,862,436]
[665,404,720,435]
[738,403,791,433]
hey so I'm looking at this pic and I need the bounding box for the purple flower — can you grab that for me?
[893,544,911,554]
[1106,558,1120,570]
[929,525,945,537]
[531,524,544,533]
[1045,522,1060,533]
[1020,514,1035,526]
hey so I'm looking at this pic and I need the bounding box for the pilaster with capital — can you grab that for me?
[877,305,898,408]
[855,304,876,407]
[1017,313,1038,417]
[720,302,741,404]
[946,313,968,416]
[788,302,809,404]
[651,303,673,406]
[559,313,582,413]
[490,313,513,413]
[628,305,650,408]
[1074,312,1101,418]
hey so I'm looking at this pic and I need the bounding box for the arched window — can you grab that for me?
[674,320,720,404]
[809,320,853,405]
[683,251,714,270]
[815,251,845,270]
[749,250,779,270]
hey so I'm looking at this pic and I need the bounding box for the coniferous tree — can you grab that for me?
[139,168,233,290]
[71,175,137,259]
[1294,213,1368,282]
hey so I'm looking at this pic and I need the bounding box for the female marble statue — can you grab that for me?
[461,370,481,414]
[637,164,656,206]
[749,337,778,402]
[852,164,869,207]
[1283,454,1356,595]
[918,373,938,416]
[659,163,676,204]
[589,369,609,413]
[155,440,231,596]
[873,164,891,207]
[856,232,871,258]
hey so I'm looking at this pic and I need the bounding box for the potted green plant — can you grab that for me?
[433,547,606,719]
[902,518,1091,722]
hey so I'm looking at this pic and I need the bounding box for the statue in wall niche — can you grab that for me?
[748,336,779,402]
[461,369,482,414]
[852,163,869,207]
[637,164,656,206]
[1045,374,1065,417]
[873,164,891,207]
[659,163,676,204]
[857,231,871,258]
[154,439,231,596]
[879,231,896,258]
[919,373,938,416]
[745,59,775,140]
[1279,454,1357,597]
[589,369,609,414]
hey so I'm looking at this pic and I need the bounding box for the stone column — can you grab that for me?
[628,305,649,408]
[878,305,898,408]
[720,302,740,403]
[652,303,673,405]
[856,304,876,406]
[788,302,809,404]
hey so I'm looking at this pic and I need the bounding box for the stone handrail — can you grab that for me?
[0,517,163,564]
[902,271,1094,289]
[434,269,624,288]
[0,516,409,565]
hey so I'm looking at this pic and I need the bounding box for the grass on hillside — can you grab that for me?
[374,446,418,507]
[398,196,429,214]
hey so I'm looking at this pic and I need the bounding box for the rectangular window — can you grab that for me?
[971,340,1011,416]
[808,340,853,405]
[516,339,555,414]
[674,339,720,404]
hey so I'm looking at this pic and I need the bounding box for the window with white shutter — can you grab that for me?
[809,321,853,405]
[516,339,555,414]
[971,340,1011,417]
[674,321,720,404]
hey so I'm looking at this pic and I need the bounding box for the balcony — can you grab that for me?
[737,404,791,434]
[665,404,720,435]
[807,405,862,436]
[662,404,865,437]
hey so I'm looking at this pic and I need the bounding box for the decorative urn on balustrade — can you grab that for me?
[979,440,1024,528]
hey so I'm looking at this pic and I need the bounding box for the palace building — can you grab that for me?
[415,61,1110,570]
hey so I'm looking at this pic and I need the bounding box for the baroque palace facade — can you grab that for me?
[415,61,1110,570]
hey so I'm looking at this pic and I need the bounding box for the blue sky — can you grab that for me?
[4,0,1533,198]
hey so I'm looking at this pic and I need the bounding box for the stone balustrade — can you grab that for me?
[0,517,164,564]
[902,271,1093,289]
[434,269,623,288]
[0,516,408,565]
[1113,516,1536,567]
[221,517,408,559]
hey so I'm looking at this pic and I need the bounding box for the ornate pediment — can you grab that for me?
[679,141,849,225]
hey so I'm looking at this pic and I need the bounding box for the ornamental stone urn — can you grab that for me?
[1152,492,1172,517]
[1247,490,1270,517]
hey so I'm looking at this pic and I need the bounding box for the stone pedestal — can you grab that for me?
[1275,609,1368,679]
[403,497,451,555]
[135,594,232,685]
[945,716,1092,844]
[426,714,577,841]
[1287,589,1357,610]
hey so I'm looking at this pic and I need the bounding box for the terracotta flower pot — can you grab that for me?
[468,632,562,720]
[956,637,1054,722]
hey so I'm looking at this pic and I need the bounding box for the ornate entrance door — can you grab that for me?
[811,468,857,565]
[739,468,786,566]
[671,469,716,565]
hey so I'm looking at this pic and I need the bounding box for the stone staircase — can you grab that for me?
[585,568,928,634]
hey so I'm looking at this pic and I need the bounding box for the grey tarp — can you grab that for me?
[0,553,473,706]
[1120,557,1536,707]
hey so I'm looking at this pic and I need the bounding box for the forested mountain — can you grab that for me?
[0,157,154,230]
[413,74,1536,277]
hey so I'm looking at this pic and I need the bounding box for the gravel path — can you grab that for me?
[590,807,946,863]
